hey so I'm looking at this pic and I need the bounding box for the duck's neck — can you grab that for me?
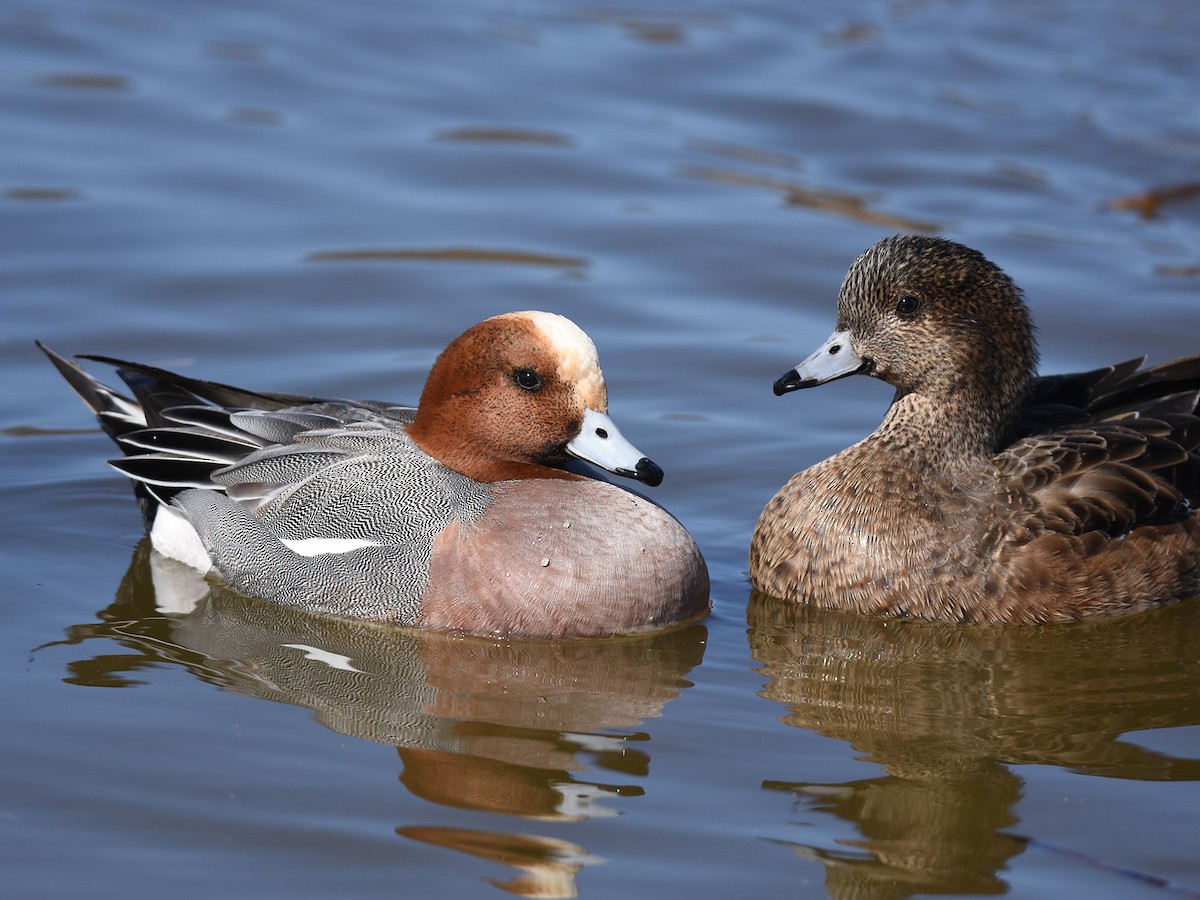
[869,327,1037,471]
[869,386,1020,472]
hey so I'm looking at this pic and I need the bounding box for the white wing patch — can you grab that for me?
[279,537,380,557]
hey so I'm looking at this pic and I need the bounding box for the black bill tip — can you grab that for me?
[632,457,664,487]
[773,369,808,396]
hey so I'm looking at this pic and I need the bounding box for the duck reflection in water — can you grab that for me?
[747,592,1200,900]
[48,540,707,899]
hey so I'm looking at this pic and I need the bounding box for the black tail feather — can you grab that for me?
[78,353,321,416]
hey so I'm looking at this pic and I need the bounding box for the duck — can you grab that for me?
[751,234,1200,623]
[41,311,710,638]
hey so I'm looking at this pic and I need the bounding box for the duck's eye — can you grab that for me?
[895,294,921,318]
[513,368,543,392]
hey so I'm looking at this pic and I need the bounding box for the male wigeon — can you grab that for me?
[751,235,1200,623]
[42,311,709,637]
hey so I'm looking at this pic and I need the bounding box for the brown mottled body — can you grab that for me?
[752,235,1200,623]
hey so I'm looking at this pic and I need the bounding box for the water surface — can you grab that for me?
[3,1,1199,897]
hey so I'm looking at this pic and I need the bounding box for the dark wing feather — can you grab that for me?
[997,413,1198,547]
[38,341,146,442]
[1023,354,1200,425]
[39,343,421,528]
[1023,356,1145,413]
[77,353,323,418]
[117,427,262,462]
[996,431,1168,542]
[1010,353,1200,517]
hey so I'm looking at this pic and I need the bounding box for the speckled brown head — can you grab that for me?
[409,311,663,485]
[777,234,1040,454]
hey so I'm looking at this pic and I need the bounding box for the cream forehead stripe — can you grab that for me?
[507,311,607,410]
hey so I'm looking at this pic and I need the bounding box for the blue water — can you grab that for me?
[3,1,1199,897]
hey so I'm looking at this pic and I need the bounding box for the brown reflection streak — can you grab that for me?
[747,592,1200,899]
[821,22,881,45]
[1105,181,1200,220]
[399,827,601,898]
[680,165,940,232]
[399,747,583,819]
[435,128,573,146]
[1155,264,1200,278]
[4,424,99,437]
[306,246,590,269]
[622,21,685,44]
[569,7,729,44]
[36,73,130,90]
[5,188,83,201]
[685,137,802,172]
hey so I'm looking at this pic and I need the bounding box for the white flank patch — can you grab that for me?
[279,537,379,557]
[282,644,361,672]
[150,505,213,572]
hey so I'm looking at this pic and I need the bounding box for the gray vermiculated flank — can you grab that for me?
[177,407,492,625]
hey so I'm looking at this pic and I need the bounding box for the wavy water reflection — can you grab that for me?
[747,593,1200,899]
[680,164,941,232]
[400,827,603,898]
[49,541,707,897]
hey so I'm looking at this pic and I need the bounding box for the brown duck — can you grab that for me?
[751,234,1200,623]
